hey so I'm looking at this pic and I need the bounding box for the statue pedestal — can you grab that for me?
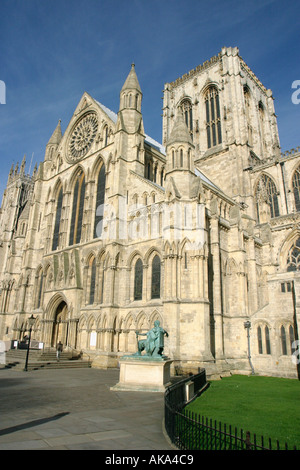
[111,356,173,393]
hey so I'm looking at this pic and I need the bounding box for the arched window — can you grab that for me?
[160,168,164,186]
[151,255,161,299]
[281,325,287,355]
[265,326,271,354]
[180,99,193,137]
[104,126,108,147]
[180,149,183,167]
[257,325,271,354]
[134,259,143,301]
[94,164,106,238]
[205,86,222,148]
[257,326,263,354]
[281,324,296,355]
[287,238,300,272]
[52,186,63,251]
[69,171,85,245]
[292,166,300,212]
[36,269,43,309]
[89,257,96,305]
[243,86,253,146]
[255,174,280,220]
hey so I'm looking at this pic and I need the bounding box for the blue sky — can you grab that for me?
[0,0,299,198]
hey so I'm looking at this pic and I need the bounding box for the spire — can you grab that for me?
[20,154,26,175]
[121,63,141,93]
[47,119,62,146]
[167,112,193,147]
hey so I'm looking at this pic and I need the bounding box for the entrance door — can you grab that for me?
[51,301,68,347]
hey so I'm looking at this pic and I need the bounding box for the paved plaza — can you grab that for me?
[0,366,174,450]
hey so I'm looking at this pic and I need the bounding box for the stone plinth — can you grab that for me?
[111,356,172,392]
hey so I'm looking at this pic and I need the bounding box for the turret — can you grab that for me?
[44,119,62,161]
[114,64,145,175]
[165,112,196,199]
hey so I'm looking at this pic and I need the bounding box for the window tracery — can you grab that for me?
[205,87,222,148]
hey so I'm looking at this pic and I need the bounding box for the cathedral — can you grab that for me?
[0,46,299,378]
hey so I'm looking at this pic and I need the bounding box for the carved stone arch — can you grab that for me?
[149,309,163,326]
[78,314,88,330]
[164,240,172,256]
[136,311,148,330]
[145,246,162,265]
[127,249,144,268]
[87,313,96,331]
[278,229,300,270]
[85,250,97,266]
[179,237,192,257]
[225,258,238,276]
[124,311,136,329]
[200,80,221,98]
[91,154,106,181]
[67,164,86,191]
[124,311,137,353]
[45,292,68,321]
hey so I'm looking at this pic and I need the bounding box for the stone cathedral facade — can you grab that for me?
[0,47,299,378]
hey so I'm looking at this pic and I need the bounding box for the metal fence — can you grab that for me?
[164,371,297,451]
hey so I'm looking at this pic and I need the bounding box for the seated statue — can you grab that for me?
[134,320,168,358]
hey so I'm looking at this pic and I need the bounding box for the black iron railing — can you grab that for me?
[164,371,297,450]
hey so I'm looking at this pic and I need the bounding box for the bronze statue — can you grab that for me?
[134,320,168,358]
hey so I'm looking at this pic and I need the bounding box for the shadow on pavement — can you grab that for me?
[0,412,70,436]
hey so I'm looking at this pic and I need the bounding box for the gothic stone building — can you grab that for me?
[0,47,299,378]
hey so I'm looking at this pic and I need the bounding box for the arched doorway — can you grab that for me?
[51,301,68,347]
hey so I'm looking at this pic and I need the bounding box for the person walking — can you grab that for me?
[56,341,63,361]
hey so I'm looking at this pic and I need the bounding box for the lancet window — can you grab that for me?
[69,170,85,245]
[94,164,106,238]
[205,86,222,148]
[134,258,143,301]
[292,165,300,212]
[151,255,161,299]
[255,174,280,221]
[52,186,63,251]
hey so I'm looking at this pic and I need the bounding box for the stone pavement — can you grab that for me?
[0,367,174,450]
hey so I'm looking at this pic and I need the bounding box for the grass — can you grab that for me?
[186,375,300,449]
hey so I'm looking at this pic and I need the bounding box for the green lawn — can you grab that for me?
[186,375,300,449]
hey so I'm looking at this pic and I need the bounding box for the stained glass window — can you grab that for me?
[281,325,287,355]
[255,174,279,220]
[94,164,106,238]
[89,258,96,304]
[205,87,222,149]
[151,255,161,299]
[180,99,193,138]
[37,271,43,308]
[292,166,300,212]
[265,326,271,354]
[287,238,300,271]
[257,326,263,354]
[134,259,143,300]
[52,186,63,250]
[69,171,85,245]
